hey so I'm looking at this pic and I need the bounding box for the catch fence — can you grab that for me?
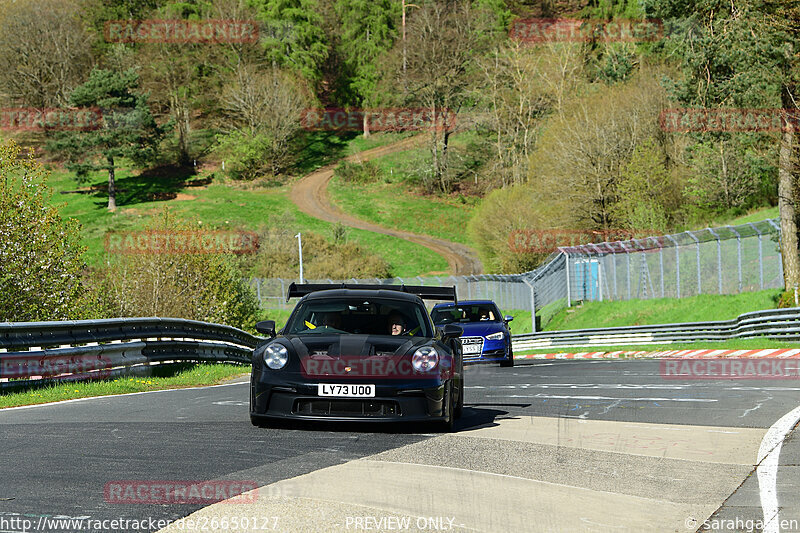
[250,218,785,333]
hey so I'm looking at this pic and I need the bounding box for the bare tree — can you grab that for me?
[388,0,503,193]
[0,0,92,107]
[478,42,584,188]
[218,64,310,176]
[531,74,668,230]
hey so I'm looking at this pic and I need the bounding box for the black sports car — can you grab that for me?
[249,284,464,430]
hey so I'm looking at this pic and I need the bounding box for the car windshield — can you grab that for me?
[431,304,500,324]
[285,297,432,337]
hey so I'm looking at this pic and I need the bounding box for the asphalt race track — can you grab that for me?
[2,359,800,533]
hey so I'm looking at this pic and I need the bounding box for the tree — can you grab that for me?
[477,42,584,188]
[0,140,94,321]
[0,0,92,107]
[48,69,167,211]
[335,0,400,136]
[530,73,669,230]
[381,0,508,193]
[249,0,330,86]
[216,64,310,178]
[645,0,800,291]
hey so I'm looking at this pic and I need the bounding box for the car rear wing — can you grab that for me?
[286,283,457,303]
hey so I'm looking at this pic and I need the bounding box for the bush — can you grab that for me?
[0,140,97,321]
[244,229,392,279]
[214,130,291,181]
[97,214,261,330]
[334,160,382,184]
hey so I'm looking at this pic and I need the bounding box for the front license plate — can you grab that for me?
[463,344,483,355]
[318,384,376,397]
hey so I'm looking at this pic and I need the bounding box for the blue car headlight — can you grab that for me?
[264,343,289,370]
[485,332,504,341]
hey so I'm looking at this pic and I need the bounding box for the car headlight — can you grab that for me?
[486,332,504,341]
[264,343,289,370]
[412,346,439,372]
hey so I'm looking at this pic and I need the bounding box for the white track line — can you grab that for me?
[0,381,247,412]
[757,404,800,533]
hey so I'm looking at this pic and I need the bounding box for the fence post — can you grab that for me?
[665,235,680,298]
[708,228,722,294]
[565,252,571,307]
[685,231,701,295]
[523,279,536,333]
[749,223,764,290]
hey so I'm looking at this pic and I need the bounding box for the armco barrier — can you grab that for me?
[0,317,260,389]
[3,309,799,389]
[511,308,800,351]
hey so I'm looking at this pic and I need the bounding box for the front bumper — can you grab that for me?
[250,371,450,422]
[463,339,511,363]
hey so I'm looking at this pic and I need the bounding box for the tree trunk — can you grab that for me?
[107,156,117,212]
[363,111,370,138]
[779,99,799,290]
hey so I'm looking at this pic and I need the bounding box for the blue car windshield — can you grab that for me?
[285,298,432,337]
[431,304,500,324]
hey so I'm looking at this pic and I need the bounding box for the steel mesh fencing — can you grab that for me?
[248,218,784,333]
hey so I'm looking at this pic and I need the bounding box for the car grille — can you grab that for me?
[461,336,485,361]
[294,399,400,417]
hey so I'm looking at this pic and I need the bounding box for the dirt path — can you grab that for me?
[290,135,483,275]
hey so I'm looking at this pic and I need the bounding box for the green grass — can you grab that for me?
[543,289,782,331]
[0,363,248,409]
[329,178,476,245]
[327,131,483,246]
[47,162,447,277]
[517,338,800,355]
[724,206,779,226]
[291,131,414,175]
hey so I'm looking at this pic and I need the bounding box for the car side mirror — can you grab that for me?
[505,316,514,323]
[256,320,276,337]
[442,324,463,340]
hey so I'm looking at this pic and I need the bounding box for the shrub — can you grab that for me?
[0,140,96,321]
[334,160,382,184]
[98,214,261,330]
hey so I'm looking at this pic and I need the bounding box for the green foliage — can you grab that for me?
[215,130,285,181]
[47,68,167,204]
[250,0,330,85]
[0,140,95,321]
[334,160,382,184]
[612,139,673,232]
[467,184,560,273]
[98,212,261,330]
[334,0,399,107]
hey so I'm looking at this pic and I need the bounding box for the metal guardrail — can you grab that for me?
[3,308,798,389]
[0,318,260,389]
[511,308,800,351]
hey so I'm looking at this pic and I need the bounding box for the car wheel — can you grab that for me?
[500,344,514,367]
[437,383,455,432]
[454,376,464,418]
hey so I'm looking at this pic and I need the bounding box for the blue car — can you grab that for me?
[430,300,514,367]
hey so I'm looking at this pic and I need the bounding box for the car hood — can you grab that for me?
[438,322,504,337]
[282,333,429,357]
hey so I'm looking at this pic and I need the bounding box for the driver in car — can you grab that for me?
[388,313,406,335]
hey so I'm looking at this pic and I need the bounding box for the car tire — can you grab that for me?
[454,376,464,419]
[437,383,455,432]
[500,344,514,367]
